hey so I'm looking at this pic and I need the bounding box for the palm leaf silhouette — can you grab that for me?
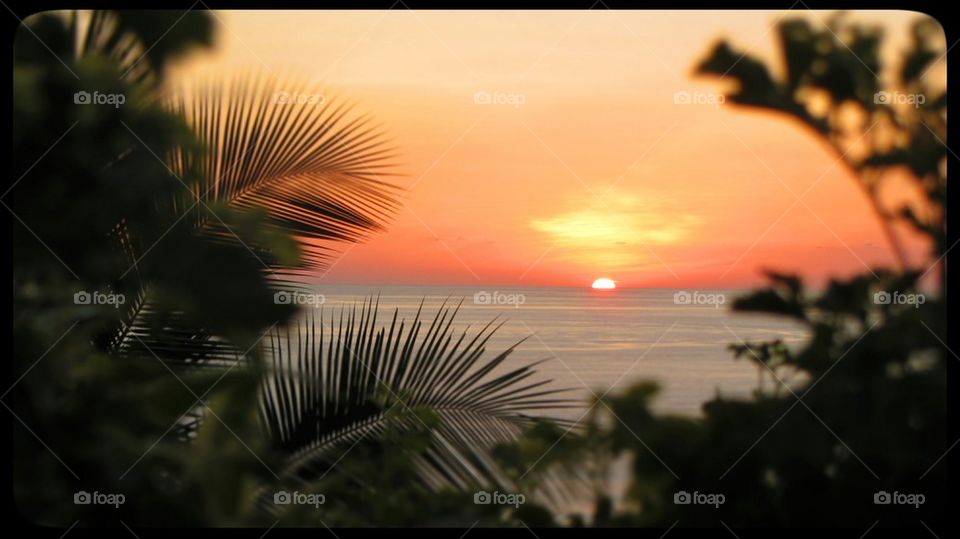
[69,9,214,85]
[113,73,403,364]
[169,73,402,278]
[258,298,576,500]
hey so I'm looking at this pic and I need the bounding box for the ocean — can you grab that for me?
[305,284,809,419]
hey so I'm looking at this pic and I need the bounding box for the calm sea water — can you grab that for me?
[306,285,809,418]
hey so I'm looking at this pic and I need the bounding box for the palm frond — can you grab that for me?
[71,10,151,84]
[169,73,403,278]
[105,211,247,366]
[258,297,576,494]
[70,10,214,86]
[109,71,403,362]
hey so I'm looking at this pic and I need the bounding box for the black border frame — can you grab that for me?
[2,2,955,537]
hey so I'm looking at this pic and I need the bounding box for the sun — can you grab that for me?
[591,278,616,290]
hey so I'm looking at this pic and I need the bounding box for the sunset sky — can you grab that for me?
[175,10,941,288]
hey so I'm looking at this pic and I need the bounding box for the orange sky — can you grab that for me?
[176,10,942,288]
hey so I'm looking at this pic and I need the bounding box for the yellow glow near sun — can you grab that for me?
[592,278,616,289]
[529,198,702,270]
[531,208,699,245]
